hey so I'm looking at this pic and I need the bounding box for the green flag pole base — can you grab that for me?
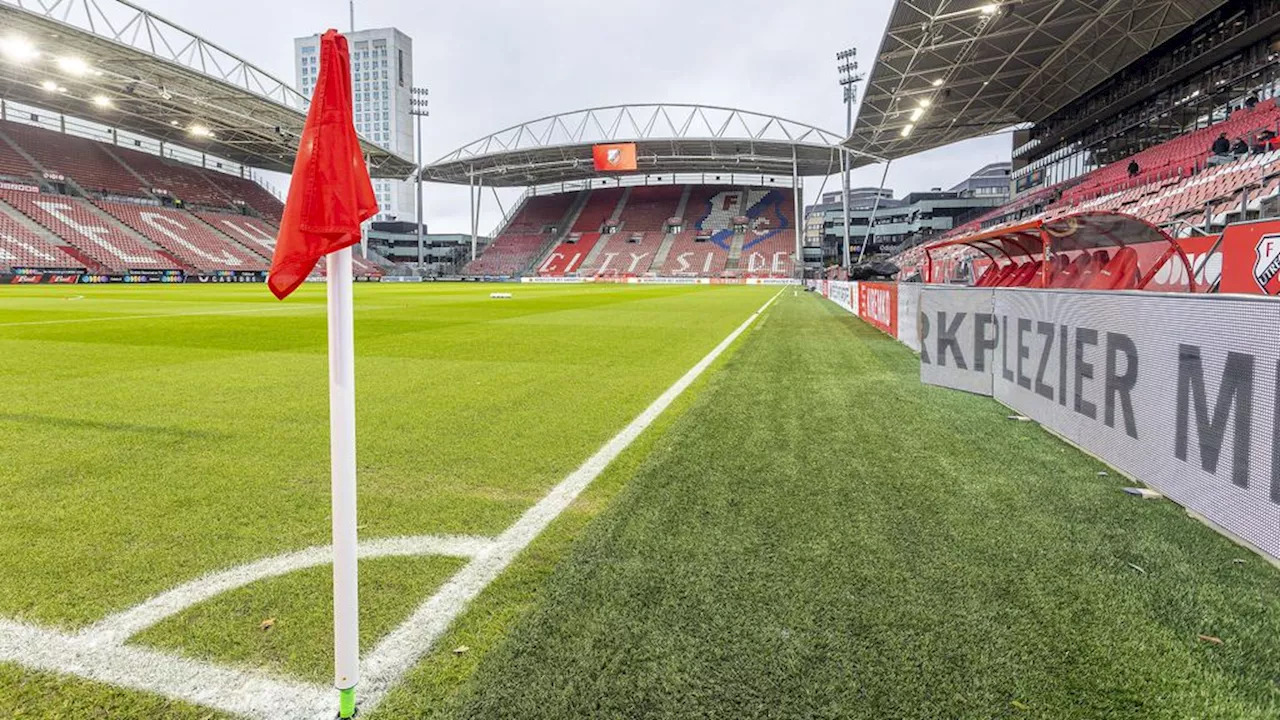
[338,687,356,718]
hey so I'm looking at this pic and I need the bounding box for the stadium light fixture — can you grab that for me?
[919,99,932,108]
[931,78,944,87]
[91,95,112,108]
[980,3,1000,15]
[910,108,925,122]
[57,56,90,76]
[189,124,213,138]
[0,35,39,64]
[40,79,58,92]
[901,124,914,137]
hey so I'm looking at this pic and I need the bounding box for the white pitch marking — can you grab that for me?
[0,290,783,718]
[0,618,333,720]
[82,534,494,646]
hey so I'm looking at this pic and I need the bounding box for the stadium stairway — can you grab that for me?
[725,230,746,271]
[578,231,614,270]
[608,187,631,225]
[649,231,678,270]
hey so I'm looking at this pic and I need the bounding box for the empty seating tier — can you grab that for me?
[583,231,666,276]
[0,121,147,197]
[0,205,83,271]
[97,201,267,272]
[463,234,547,276]
[1,191,177,272]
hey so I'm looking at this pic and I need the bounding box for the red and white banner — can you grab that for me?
[858,282,898,336]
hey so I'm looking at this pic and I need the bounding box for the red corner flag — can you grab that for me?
[268,29,378,300]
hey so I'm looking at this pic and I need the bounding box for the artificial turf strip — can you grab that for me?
[133,555,465,682]
[447,291,1280,720]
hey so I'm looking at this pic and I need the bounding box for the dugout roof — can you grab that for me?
[846,0,1225,167]
[422,104,861,187]
[0,0,415,178]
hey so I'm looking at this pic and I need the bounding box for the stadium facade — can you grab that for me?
[804,162,1011,266]
[295,28,415,223]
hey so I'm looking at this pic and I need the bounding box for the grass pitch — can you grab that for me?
[3,284,1280,719]
[0,282,775,716]
[445,293,1280,720]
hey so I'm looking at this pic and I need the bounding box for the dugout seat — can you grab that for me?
[1084,247,1140,290]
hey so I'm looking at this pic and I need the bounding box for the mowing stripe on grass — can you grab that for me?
[0,289,782,719]
[0,305,323,328]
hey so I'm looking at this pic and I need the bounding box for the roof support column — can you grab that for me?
[858,159,891,264]
[792,146,801,278]
[469,169,477,262]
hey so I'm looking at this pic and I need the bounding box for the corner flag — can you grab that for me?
[267,28,377,719]
[268,29,378,300]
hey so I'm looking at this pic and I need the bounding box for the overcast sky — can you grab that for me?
[142,0,1010,234]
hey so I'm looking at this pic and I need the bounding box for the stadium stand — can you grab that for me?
[97,201,267,271]
[0,207,84,270]
[461,234,547,276]
[115,150,235,209]
[538,232,602,275]
[0,121,147,197]
[0,190,179,271]
[0,119,287,221]
[658,231,729,276]
[586,231,666,276]
[615,186,682,232]
[468,184,802,278]
[195,212,279,259]
[570,188,624,233]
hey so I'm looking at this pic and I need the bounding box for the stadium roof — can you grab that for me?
[846,0,1224,167]
[0,0,415,178]
[422,104,861,187]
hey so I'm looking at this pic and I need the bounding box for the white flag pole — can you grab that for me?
[326,246,360,718]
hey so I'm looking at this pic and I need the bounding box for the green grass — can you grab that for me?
[134,555,465,683]
[444,292,1280,720]
[5,284,1280,719]
[0,282,774,716]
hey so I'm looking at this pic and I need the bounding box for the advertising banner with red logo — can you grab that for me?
[858,282,898,336]
[592,143,637,172]
[1217,220,1280,295]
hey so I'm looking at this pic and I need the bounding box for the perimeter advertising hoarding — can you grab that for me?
[858,282,897,336]
[917,287,997,396]
[917,286,1280,560]
[896,284,922,353]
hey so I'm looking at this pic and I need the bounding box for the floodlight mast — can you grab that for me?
[410,87,430,270]
[837,47,863,272]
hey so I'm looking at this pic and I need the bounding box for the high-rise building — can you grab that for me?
[294,28,414,223]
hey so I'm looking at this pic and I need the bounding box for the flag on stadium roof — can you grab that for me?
[268,29,378,300]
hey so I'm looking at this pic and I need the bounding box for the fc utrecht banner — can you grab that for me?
[593,143,637,172]
[918,286,1280,561]
[858,282,897,336]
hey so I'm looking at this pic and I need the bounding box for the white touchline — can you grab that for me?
[0,290,783,719]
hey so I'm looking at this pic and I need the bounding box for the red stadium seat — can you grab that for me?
[1084,248,1140,290]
